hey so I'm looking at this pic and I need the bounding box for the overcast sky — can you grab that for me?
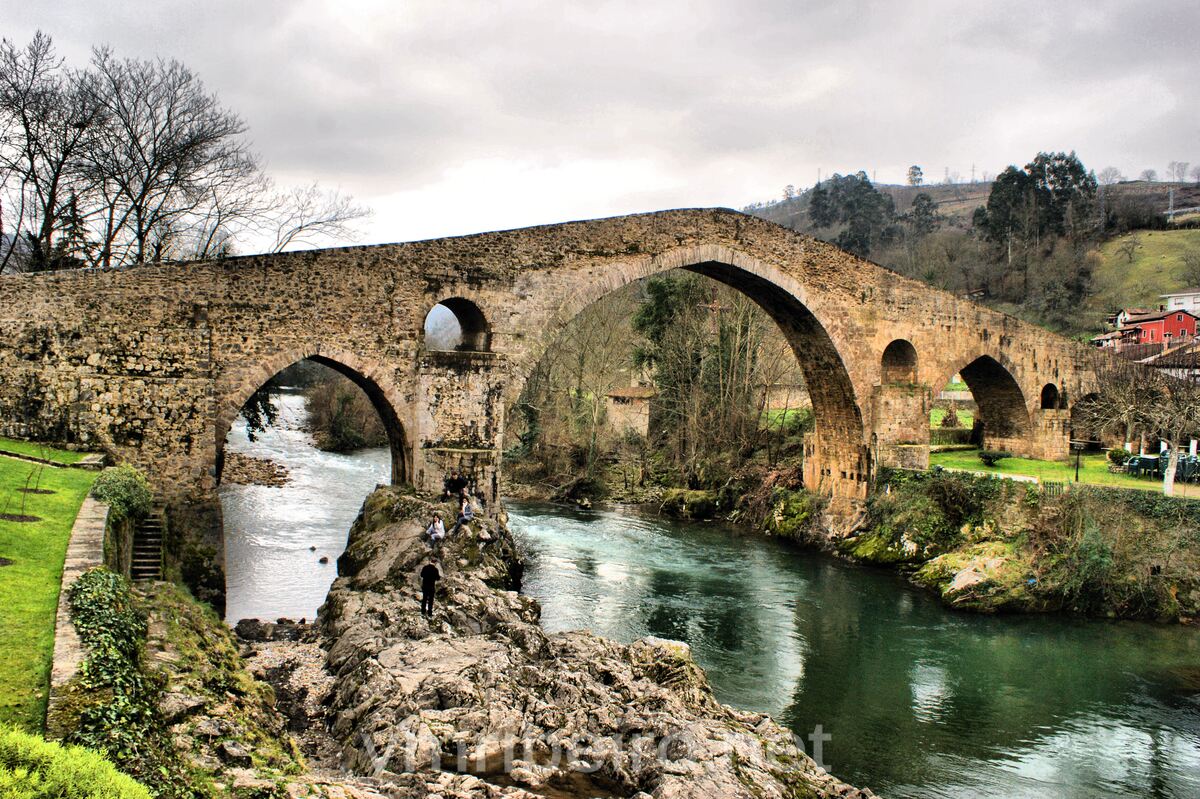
[6,0,1198,246]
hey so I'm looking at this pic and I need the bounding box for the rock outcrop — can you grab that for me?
[222,452,290,486]
[313,487,876,799]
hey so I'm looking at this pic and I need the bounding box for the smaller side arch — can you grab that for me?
[955,354,1031,447]
[881,339,918,384]
[1040,383,1061,410]
[214,347,412,487]
[424,297,491,352]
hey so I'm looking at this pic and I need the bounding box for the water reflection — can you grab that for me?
[507,501,1200,799]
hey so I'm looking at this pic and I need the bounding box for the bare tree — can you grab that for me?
[1182,252,1200,288]
[1167,161,1190,183]
[1076,357,1148,455]
[1144,361,1200,496]
[1192,164,1200,185]
[264,181,372,253]
[84,47,257,267]
[1115,235,1140,264]
[1080,355,1200,495]
[1140,169,1158,183]
[1097,166,1123,185]
[0,33,103,272]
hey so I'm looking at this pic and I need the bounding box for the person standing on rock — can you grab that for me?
[425,512,445,550]
[420,558,441,617]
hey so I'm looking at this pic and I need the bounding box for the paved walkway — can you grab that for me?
[46,496,109,726]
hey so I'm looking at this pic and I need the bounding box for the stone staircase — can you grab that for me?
[131,508,165,581]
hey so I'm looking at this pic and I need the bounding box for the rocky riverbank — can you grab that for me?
[53,485,875,797]
[304,486,875,799]
[769,469,1200,621]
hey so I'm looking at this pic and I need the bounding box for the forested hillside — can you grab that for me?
[745,159,1200,337]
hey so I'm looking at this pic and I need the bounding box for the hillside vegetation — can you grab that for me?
[1087,228,1200,320]
[747,168,1200,337]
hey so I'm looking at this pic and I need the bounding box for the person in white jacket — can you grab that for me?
[425,512,445,549]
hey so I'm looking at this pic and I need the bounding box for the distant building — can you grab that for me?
[1122,309,1200,346]
[1090,329,1137,349]
[1105,307,1153,329]
[1141,339,1200,382]
[1161,288,1200,314]
[605,385,656,437]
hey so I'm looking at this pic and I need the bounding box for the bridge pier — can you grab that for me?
[870,382,932,471]
[1027,409,1072,461]
[414,350,506,506]
[802,433,871,502]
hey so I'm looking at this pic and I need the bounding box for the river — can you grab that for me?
[222,398,1200,798]
[221,393,390,623]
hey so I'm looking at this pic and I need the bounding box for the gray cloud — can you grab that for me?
[5,0,1198,243]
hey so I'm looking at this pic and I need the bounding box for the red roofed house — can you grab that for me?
[1124,309,1200,346]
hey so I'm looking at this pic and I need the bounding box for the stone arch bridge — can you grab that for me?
[0,209,1101,602]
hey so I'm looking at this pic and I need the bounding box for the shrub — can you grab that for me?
[978,450,1011,467]
[89,465,152,520]
[940,407,961,428]
[1107,447,1130,465]
[661,488,719,520]
[306,380,387,452]
[763,488,823,540]
[0,725,151,799]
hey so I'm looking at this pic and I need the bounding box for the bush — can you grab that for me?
[89,465,152,520]
[306,380,387,452]
[661,488,719,520]
[763,488,824,541]
[1107,447,1130,465]
[0,725,151,798]
[978,450,1012,467]
[940,407,961,428]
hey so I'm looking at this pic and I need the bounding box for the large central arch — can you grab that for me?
[504,244,868,498]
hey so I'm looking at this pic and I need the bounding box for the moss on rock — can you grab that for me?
[661,488,720,520]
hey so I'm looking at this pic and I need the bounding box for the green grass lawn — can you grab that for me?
[0,454,97,732]
[927,448,1190,494]
[930,408,974,428]
[1087,228,1200,319]
[0,436,85,465]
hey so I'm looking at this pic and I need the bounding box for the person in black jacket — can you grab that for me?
[442,470,468,499]
[419,558,441,617]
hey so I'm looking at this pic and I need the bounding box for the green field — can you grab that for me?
[927,448,1188,494]
[761,407,812,428]
[0,436,85,465]
[1087,229,1200,322]
[0,453,97,731]
[930,408,974,428]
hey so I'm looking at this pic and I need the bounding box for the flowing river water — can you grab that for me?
[222,396,1200,798]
